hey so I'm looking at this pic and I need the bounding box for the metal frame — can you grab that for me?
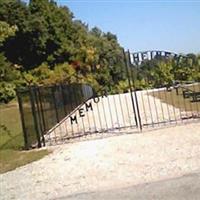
[16,50,200,149]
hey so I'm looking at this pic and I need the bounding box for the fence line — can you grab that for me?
[16,50,200,149]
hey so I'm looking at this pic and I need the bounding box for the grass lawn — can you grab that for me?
[0,101,23,150]
[0,101,49,174]
[0,149,49,174]
[150,83,200,112]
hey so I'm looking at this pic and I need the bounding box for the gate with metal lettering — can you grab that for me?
[17,50,200,149]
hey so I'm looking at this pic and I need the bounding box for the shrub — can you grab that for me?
[0,82,16,103]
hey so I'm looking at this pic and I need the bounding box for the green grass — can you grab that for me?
[0,101,50,174]
[0,149,49,174]
[150,83,200,112]
[0,101,24,150]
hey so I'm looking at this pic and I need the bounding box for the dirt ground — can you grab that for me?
[1,121,200,200]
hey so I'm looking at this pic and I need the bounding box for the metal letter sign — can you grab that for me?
[131,50,178,65]
[70,93,107,125]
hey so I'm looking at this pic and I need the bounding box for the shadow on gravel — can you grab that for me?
[55,172,200,200]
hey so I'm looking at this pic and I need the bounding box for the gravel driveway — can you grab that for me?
[1,122,200,200]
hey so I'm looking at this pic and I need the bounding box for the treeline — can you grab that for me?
[0,0,200,103]
[0,0,127,103]
[135,55,200,89]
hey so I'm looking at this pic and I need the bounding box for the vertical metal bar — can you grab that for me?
[152,89,160,125]
[64,120,69,139]
[196,82,200,117]
[169,88,177,124]
[37,88,47,132]
[127,51,143,130]
[67,85,75,136]
[79,86,86,135]
[134,91,142,130]
[91,97,98,132]
[113,94,120,129]
[29,87,42,148]
[157,88,166,124]
[128,51,142,130]
[72,85,83,134]
[68,85,74,111]
[187,85,193,116]
[87,87,97,133]
[101,92,108,131]
[61,84,68,116]
[34,88,45,146]
[175,86,179,95]
[198,82,200,116]
[51,86,58,143]
[124,92,132,126]
[56,84,67,141]
[123,49,138,128]
[146,89,154,127]
[180,86,189,119]
[39,87,52,143]
[175,86,183,122]
[61,86,69,138]
[53,129,57,144]
[52,86,59,123]
[193,82,200,115]
[106,93,114,130]
[43,87,49,131]
[94,95,103,132]
[16,90,29,150]
[118,93,126,127]
[163,87,172,123]
[140,90,148,125]
[84,86,91,133]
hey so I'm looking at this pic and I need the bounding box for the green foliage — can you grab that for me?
[0,82,16,103]
[0,54,21,103]
[115,80,129,93]
[173,54,200,82]
[48,63,77,84]
[0,21,17,45]
[0,53,21,82]
[0,0,199,103]
[137,54,200,89]
[0,0,126,95]
[151,59,174,87]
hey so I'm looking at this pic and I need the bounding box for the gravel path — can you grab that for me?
[1,122,200,200]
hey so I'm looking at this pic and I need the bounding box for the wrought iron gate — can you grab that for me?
[17,50,200,149]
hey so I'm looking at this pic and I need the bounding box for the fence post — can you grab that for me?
[37,87,47,133]
[123,49,139,128]
[61,84,68,116]
[16,90,29,150]
[34,88,45,147]
[52,85,59,123]
[127,50,142,131]
[29,87,42,148]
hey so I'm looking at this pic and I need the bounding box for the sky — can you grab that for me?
[26,0,200,54]
[56,0,200,54]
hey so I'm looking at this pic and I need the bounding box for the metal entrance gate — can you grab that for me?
[44,91,140,145]
[17,51,200,149]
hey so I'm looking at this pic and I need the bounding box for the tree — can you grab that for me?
[0,19,20,103]
[139,57,174,88]
[0,21,17,45]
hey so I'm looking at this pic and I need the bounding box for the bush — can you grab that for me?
[0,82,16,103]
